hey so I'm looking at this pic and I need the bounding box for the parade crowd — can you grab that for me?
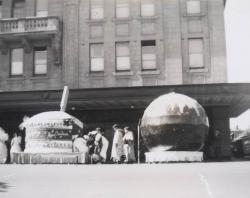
[0,124,136,164]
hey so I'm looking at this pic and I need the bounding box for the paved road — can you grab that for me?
[0,162,250,198]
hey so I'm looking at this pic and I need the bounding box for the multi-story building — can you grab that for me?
[0,0,249,160]
[0,0,227,91]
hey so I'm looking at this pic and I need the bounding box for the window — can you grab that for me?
[90,0,104,20]
[0,1,2,19]
[36,0,48,17]
[116,0,129,18]
[12,0,25,18]
[90,43,104,72]
[141,40,156,70]
[189,38,204,68]
[34,47,47,75]
[10,48,23,76]
[116,42,130,71]
[141,0,155,17]
[187,0,201,14]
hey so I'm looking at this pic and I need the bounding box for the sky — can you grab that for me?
[224,0,250,130]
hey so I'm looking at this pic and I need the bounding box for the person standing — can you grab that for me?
[0,127,9,164]
[111,124,124,163]
[73,132,89,163]
[93,128,103,155]
[10,133,22,163]
[99,132,109,163]
[123,127,136,163]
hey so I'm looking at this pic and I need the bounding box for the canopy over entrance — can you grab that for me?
[0,83,249,118]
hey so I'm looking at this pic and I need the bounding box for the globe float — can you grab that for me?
[140,92,209,152]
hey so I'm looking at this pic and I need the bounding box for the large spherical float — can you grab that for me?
[23,111,83,153]
[140,92,209,152]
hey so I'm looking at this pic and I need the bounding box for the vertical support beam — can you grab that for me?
[25,0,36,17]
[63,0,79,88]
[22,37,32,53]
[2,0,13,18]
[0,39,8,55]
[210,106,231,159]
[51,32,62,66]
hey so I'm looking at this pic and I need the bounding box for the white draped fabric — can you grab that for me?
[123,131,136,162]
[145,151,203,163]
[111,129,124,162]
[0,127,9,164]
[73,137,89,163]
[10,136,22,153]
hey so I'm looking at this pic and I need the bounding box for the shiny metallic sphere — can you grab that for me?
[140,92,209,152]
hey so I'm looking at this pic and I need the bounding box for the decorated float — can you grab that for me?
[140,92,209,163]
[23,111,82,154]
[12,87,87,164]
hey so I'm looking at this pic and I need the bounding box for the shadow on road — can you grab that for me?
[0,182,9,192]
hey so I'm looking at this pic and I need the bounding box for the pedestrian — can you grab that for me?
[19,115,29,151]
[111,124,124,163]
[87,128,99,156]
[73,132,89,163]
[0,127,9,164]
[88,127,104,163]
[93,128,103,155]
[99,129,109,163]
[10,133,22,163]
[123,127,136,163]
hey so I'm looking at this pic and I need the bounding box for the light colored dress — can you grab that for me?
[123,131,136,162]
[73,137,89,163]
[0,128,9,164]
[111,129,124,162]
[10,136,22,153]
[10,136,22,163]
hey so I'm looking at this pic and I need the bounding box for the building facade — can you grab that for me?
[0,0,227,91]
[1,0,245,161]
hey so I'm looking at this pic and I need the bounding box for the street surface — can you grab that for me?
[0,162,250,198]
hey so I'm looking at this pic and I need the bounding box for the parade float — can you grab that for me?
[140,92,209,163]
[12,86,87,164]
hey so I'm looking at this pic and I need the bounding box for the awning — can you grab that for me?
[0,83,249,118]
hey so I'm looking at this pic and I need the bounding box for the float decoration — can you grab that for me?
[140,92,209,162]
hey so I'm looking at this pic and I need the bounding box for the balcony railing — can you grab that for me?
[0,16,59,35]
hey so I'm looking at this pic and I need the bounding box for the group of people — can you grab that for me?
[111,124,136,163]
[73,124,136,164]
[72,127,108,164]
[0,123,136,164]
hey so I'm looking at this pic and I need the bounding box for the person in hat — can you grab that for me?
[123,127,136,163]
[93,128,103,155]
[0,127,9,164]
[87,127,103,163]
[111,124,124,163]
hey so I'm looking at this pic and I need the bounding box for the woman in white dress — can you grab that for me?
[73,134,89,163]
[0,127,9,164]
[10,133,22,163]
[111,124,124,163]
[123,127,136,163]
